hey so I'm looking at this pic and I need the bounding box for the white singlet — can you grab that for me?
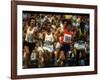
[25,27,34,43]
[43,33,54,52]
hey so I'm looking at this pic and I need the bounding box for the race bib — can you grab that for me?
[64,34,72,42]
[44,40,52,47]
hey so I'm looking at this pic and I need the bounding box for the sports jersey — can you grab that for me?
[63,29,73,43]
[25,27,34,43]
[59,29,73,44]
[43,33,54,52]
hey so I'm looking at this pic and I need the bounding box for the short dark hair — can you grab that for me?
[29,17,36,26]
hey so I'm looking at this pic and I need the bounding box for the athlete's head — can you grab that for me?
[46,23,51,35]
[29,18,36,27]
[67,21,72,31]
